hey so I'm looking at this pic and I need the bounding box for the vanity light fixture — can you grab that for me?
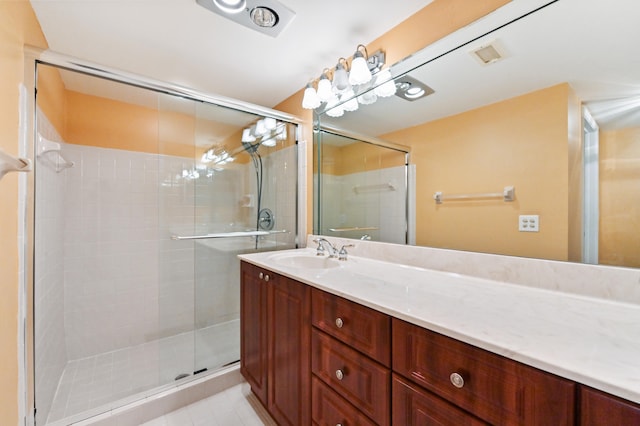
[301,46,390,116]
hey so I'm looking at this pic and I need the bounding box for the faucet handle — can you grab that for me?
[338,244,355,261]
[313,238,326,256]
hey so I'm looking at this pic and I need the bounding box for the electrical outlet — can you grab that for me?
[519,215,539,232]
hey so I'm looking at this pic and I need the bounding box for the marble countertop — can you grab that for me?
[239,248,640,404]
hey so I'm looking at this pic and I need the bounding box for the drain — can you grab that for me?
[174,373,190,381]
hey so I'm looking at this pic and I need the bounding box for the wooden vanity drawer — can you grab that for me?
[392,374,489,426]
[312,376,377,426]
[312,329,390,425]
[392,319,575,426]
[311,288,391,366]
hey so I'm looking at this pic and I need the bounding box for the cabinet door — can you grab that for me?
[240,261,268,405]
[393,374,489,426]
[268,274,311,426]
[393,319,575,426]
[580,386,640,425]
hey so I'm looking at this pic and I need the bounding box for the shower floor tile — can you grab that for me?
[47,320,240,424]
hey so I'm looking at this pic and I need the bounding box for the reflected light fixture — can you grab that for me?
[373,68,396,98]
[325,95,344,117]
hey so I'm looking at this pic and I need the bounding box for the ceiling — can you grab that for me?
[30,0,432,109]
[320,0,640,135]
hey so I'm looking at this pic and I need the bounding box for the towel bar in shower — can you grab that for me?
[328,226,379,232]
[171,229,288,240]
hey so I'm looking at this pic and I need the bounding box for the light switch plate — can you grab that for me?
[519,215,539,232]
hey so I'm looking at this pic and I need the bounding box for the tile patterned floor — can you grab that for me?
[47,320,240,424]
[140,382,276,426]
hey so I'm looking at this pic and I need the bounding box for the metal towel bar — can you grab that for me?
[171,229,287,240]
[434,186,515,204]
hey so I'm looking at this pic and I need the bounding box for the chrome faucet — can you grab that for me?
[338,244,355,261]
[313,238,338,258]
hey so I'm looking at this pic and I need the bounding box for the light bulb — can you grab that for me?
[317,74,333,102]
[349,46,372,85]
[255,119,267,136]
[357,90,377,105]
[242,128,255,142]
[373,68,396,98]
[264,117,277,130]
[341,90,359,112]
[332,60,350,94]
[212,0,246,14]
[325,95,344,117]
[302,83,321,109]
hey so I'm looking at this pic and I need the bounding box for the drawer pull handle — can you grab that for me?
[335,317,344,328]
[450,372,465,388]
[259,272,264,279]
[264,274,270,282]
[335,369,344,381]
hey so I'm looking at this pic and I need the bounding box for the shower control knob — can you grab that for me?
[264,274,270,282]
[335,317,344,328]
[259,272,264,280]
[335,369,344,381]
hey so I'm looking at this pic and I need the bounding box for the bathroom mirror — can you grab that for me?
[315,0,640,269]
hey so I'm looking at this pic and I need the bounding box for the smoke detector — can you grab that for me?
[470,41,505,66]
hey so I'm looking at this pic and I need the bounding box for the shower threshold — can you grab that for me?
[44,319,240,425]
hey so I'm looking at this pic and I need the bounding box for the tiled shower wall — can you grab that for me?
[34,119,298,409]
[321,165,407,243]
[35,110,69,424]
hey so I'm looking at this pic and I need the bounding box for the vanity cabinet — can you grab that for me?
[580,386,640,425]
[311,288,391,425]
[240,261,311,426]
[392,318,575,425]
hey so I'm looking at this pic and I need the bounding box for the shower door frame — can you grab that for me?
[22,46,303,425]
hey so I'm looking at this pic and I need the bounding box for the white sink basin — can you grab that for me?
[269,252,340,270]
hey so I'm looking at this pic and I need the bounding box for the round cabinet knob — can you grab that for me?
[258,272,264,280]
[335,369,344,381]
[335,317,344,328]
[450,372,465,389]
[264,274,270,282]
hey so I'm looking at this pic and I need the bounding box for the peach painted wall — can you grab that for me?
[0,1,49,424]
[382,84,575,260]
[275,0,511,236]
[320,141,406,176]
[599,127,640,267]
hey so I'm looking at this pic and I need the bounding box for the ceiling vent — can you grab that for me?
[394,76,434,102]
[470,41,505,66]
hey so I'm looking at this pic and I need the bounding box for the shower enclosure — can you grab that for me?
[32,62,298,425]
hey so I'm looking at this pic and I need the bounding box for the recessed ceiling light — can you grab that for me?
[250,7,278,27]
[196,0,295,37]
[212,0,246,14]
[405,87,425,99]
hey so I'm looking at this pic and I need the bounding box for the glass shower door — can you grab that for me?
[158,97,299,377]
[315,129,409,244]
